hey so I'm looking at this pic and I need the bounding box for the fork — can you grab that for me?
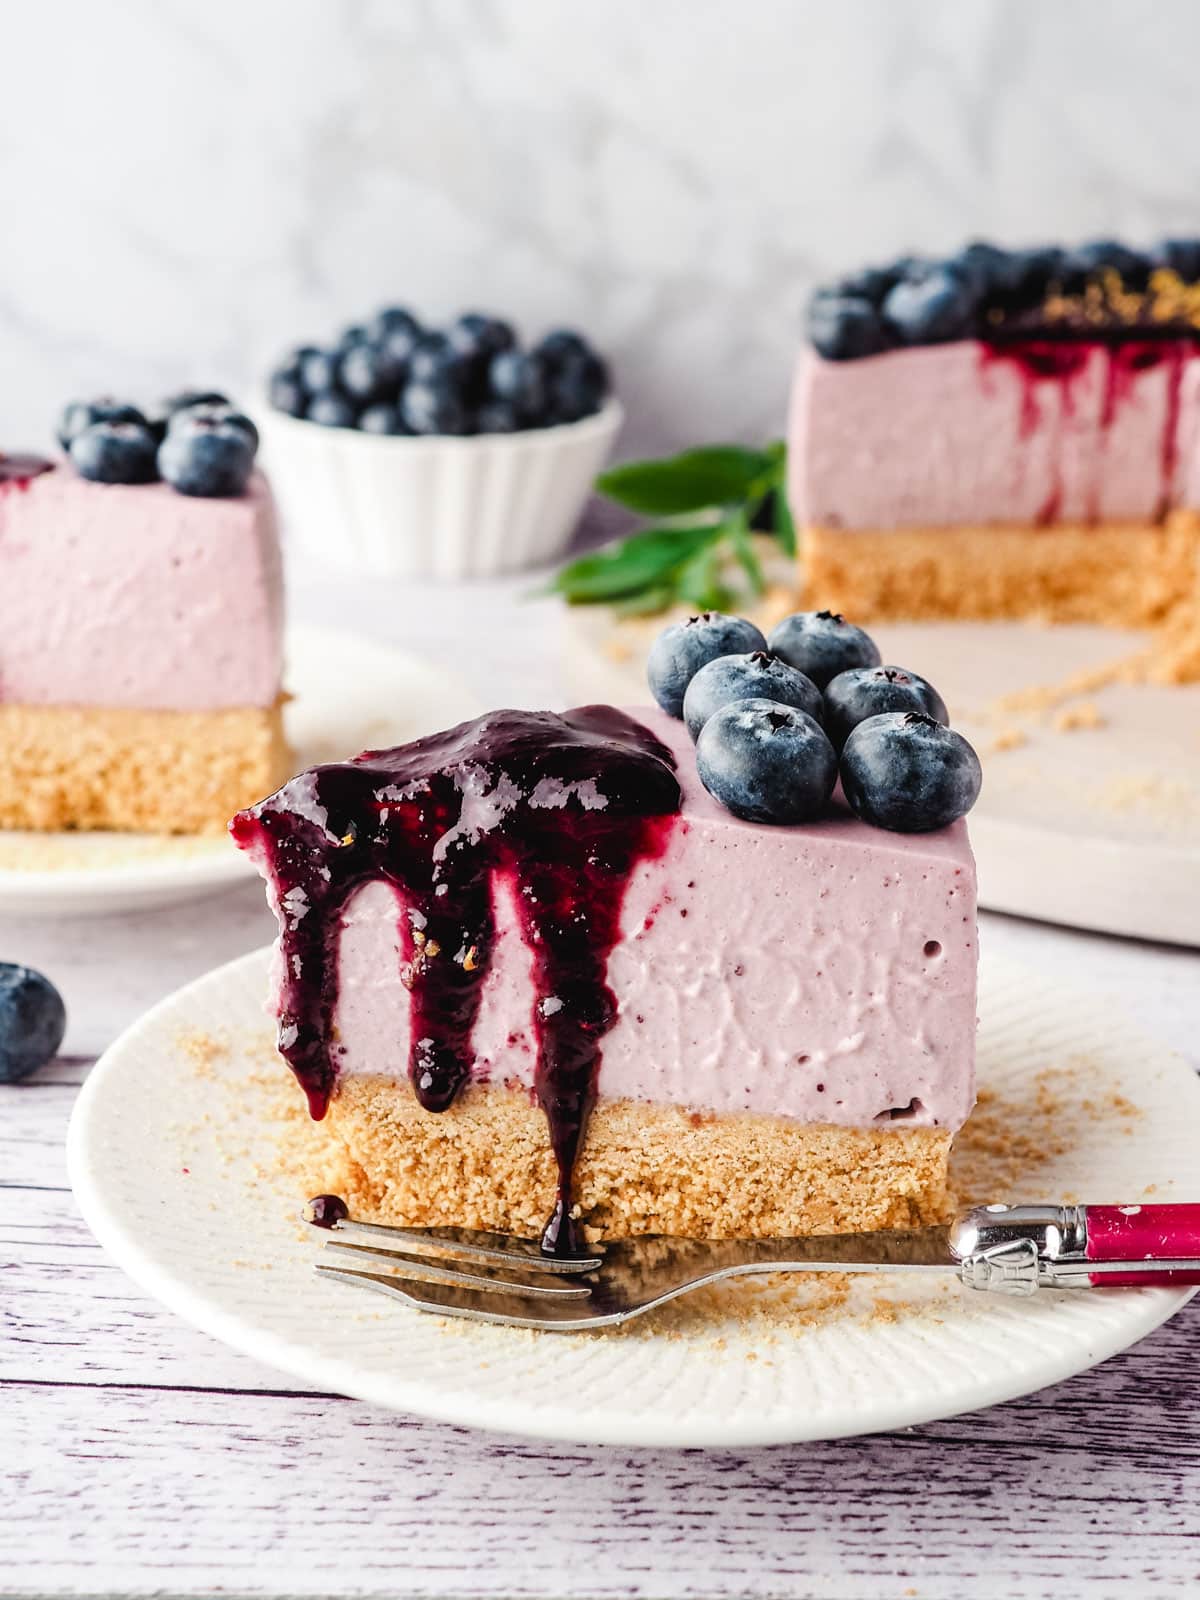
[309,1201,1200,1331]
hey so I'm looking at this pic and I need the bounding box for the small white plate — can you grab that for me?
[68,949,1199,1447]
[565,610,1200,947]
[0,624,481,918]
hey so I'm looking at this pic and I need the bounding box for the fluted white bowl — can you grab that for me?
[254,396,624,580]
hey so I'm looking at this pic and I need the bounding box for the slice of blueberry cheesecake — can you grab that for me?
[0,396,289,833]
[791,238,1200,675]
[234,611,981,1247]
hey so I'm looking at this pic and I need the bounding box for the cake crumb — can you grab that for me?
[1052,700,1105,732]
[987,727,1028,754]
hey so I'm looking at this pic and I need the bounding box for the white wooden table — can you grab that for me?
[4,571,1200,1599]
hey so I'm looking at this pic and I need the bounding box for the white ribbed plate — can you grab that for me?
[68,950,1199,1446]
[0,625,480,917]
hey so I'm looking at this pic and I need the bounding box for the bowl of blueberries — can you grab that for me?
[259,307,621,580]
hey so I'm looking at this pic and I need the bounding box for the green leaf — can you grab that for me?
[772,473,797,559]
[546,524,717,604]
[596,446,774,517]
[724,505,765,596]
[612,585,677,619]
[675,540,734,612]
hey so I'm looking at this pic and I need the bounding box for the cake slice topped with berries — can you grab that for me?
[236,611,981,1249]
[792,238,1200,677]
[0,394,288,834]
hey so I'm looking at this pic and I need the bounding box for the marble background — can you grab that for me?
[3,0,1200,457]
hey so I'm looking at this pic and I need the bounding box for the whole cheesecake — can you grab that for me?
[791,239,1200,674]
[233,697,977,1247]
[0,414,288,833]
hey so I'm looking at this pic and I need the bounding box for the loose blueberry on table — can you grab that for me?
[646,608,980,833]
[266,307,609,436]
[0,963,67,1085]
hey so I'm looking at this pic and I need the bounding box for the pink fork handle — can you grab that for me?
[1086,1204,1200,1287]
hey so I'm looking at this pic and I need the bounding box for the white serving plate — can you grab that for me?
[0,624,480,917]
[565,611,1200,947]
[68,947,1198,1447]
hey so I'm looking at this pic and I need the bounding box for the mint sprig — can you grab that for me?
[547,441,794,614]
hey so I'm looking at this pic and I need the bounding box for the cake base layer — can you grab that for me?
[803,511,1200,647]
[0,700,291,834]
[323,1076,954,1240]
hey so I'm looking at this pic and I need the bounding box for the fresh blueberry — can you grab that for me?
[883,266,976,344]
[955,242,1025,299]
[829,267,900,305]
[449,313,516,360]
[162,389,230,416]
[400,380,470,436]
[646,612,768,717]
[1152,238,1200,282]
[145,390,232,443]
[1063,239,1151,289]
[305,392,358,429]
[57,398,146,452]
[822,664,948,752]
[840,712,981,833]
[70,420,160,484]
[474,400,520,433]
[158,416,255,496]
[0,963,66,1083]
[547,349,608,422]
[697,700,837,825]
[487,349,548,422]
[357,403,409,435]
[369,305,423,347]
[536,329,593,370]
[338,342,404,404]
[378,324,424,369]
[767,611,881,690]
[409,333,460,385]
[268,371,307,417]
[169,402,258,452]
[1004,245,1068,304]
[808,292,888,360]
[682,650,822,741]
[337,323,370,352]
[299,347,340,396]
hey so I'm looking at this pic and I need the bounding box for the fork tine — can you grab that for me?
[329,1218,602,1275]
[319,1240,592,1298]
[315,1264,628,1331]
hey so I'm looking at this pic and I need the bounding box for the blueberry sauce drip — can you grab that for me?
[978,339,1192,524]
[305,1193,349,1229]
[232,707,680,1255]
[0,453,54,488]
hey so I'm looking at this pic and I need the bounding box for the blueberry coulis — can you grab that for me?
[232,707,680,1256]
[0,453,54,488]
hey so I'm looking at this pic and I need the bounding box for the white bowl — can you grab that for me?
[254,396,624,580]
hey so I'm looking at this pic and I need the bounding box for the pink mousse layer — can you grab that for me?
[298,708,977,1132]
[789,342,1200,530]
[0,464,283,710]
